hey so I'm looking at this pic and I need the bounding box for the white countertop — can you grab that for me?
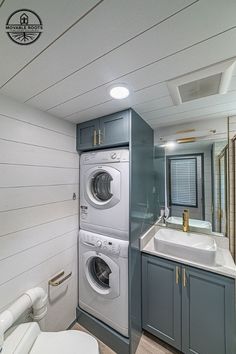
[140,225,236,279]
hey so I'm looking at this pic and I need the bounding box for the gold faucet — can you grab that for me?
[182,209,190,232]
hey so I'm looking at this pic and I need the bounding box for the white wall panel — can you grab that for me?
[0,114,75,152]
[0,139,78,168]
[0,165,79,187]
[0,216,78,260]
[0,230,77,285]
[43,260,78,331]
[0,246,76,312]
[0,95,76,137]
[0,95,78,331]
[0,185,78,212]
[0,200,77,237]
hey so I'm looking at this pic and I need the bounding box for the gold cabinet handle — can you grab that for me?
[98,129,103,145]
[182,268,187,287]
[48,271,72,287]
[175,266,179,284]
[93,130,97,146]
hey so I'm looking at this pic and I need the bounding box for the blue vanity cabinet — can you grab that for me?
[76,119,99,151]
[182,266,235,354]
[142,254,236,354]
[76,110,130,151]
[142,254,182,350]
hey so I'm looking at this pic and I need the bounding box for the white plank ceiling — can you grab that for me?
[1,0,236,128]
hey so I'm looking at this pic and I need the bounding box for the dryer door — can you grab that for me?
[84,166,121,209]
[83,251,120,299]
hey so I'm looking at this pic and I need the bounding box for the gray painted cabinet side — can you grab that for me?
[129,110,154,354]
[142,254,182,350]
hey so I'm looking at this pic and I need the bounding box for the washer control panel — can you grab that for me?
[80,230,128,258]
[81,232,121,256]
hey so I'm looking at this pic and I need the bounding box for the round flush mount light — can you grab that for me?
[109,85,130,99]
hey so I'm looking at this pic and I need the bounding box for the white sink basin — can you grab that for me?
[154,228,217,266]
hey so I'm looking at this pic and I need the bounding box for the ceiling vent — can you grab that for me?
[167,58,236,105]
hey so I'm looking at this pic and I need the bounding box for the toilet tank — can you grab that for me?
[2,322,40,354]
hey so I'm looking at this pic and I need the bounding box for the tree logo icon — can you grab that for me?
[6,9,43,45]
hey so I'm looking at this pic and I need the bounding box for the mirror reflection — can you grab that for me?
[155,117,229,237]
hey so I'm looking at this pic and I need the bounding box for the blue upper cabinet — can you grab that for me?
[76,110,130,151]
[99,110,130,147]
[76,119,99,151]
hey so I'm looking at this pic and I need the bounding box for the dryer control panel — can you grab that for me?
[81,148,129,165]
[80,230,128,258]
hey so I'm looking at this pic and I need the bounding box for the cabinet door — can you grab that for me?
[142,254,181,350]
[99,110,130,147]
[76,119,99,151]
[182,266,235,354]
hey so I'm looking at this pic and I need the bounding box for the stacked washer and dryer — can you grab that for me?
[79,148,129,337]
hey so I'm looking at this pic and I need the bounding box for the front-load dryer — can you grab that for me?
[79,230,129,337]
[80,148,129,240]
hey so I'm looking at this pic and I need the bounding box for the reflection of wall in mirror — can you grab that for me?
[212,141,228,233]
[154,146,165,216]
[228,116,236,260]
[165,145,212,225]
[154,116,229,236]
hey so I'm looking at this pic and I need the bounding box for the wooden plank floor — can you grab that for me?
[72,323,180,354]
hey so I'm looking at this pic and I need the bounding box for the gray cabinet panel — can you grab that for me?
[182,266,236,354]
[100,110,130,147]
[142,254,181,350]
[76,119,99,151]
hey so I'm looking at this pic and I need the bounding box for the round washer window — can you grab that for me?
[91,172,113,202]
[89,257,111,289]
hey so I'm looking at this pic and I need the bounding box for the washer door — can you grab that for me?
[83,251,120,299]
[84,166,121,209]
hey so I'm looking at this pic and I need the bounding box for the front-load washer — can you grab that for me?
[79,230,129,337]
[80,148,129,240]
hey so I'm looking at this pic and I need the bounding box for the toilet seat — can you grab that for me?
[31,330,99,354]
[3,323,99,354]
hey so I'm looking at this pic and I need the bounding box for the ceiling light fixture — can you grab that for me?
[160,141,177,148]
[109,85,130,99]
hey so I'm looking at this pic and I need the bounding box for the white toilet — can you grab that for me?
[0,287,99,354]
[3,322,99,354]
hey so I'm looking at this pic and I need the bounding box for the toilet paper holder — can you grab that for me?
[48,270,72,287]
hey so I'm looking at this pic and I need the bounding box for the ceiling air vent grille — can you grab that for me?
[167,59,235,105]
[178,73,222,103]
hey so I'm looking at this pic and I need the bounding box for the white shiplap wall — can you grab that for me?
[0,94,79,331]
